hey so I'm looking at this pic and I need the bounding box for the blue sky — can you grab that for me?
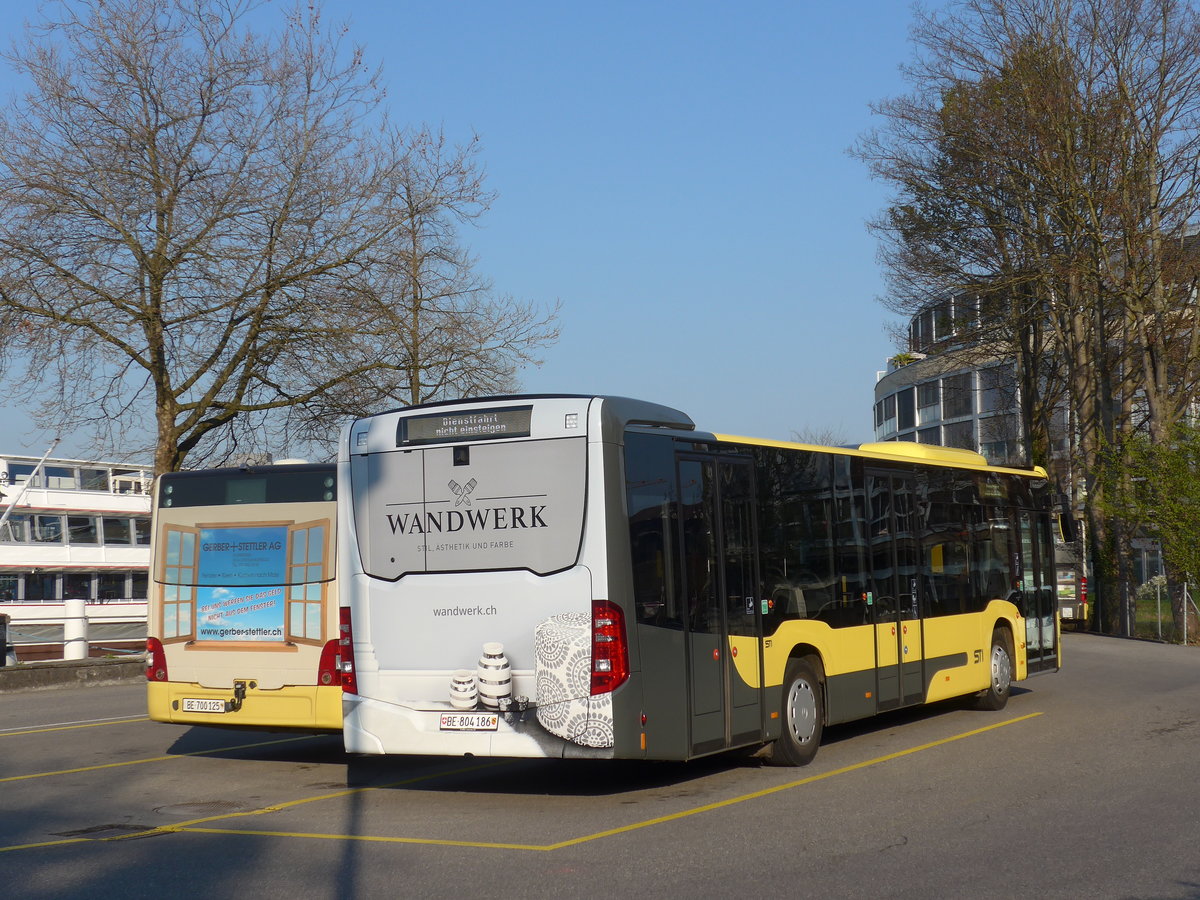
[0,0,934,460]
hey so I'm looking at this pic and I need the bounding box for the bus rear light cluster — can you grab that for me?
[317,634,340,686]
[590,599,629,695]
[337,606,358,695]
[146,637,168,682]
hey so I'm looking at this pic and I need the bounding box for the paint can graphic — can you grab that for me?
[476,642,512,710]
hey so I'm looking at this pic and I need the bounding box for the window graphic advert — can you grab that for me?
[195,525,288,642]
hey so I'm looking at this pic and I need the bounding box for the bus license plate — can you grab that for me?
[439,712,498,731]
[182,698,226,713]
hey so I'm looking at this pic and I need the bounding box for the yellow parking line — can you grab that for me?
[0,717,149,737]
[542,712,1044,850]
[0,837,91,853]
[178,827,548,850]
[0,734,320,784]
[127,713,1045,852]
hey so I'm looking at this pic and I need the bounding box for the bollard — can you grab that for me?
[0,613,12,666]
[63,597,89,660]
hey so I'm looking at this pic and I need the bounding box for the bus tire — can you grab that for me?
[974,628,1013,711]
[767,656,824,767]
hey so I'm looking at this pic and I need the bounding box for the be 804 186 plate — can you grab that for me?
[438,712,498,731]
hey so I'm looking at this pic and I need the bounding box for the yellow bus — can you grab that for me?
[147,463,343,731]
[338,395,1058,764]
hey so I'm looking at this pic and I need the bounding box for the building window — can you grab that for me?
[25,574,57,602]
[98,573,126,600]
[934,301,953,341]
[942,372,974,419]
[8,463,37,487]
[0,515,29,542]
[897,388,916,431]
[113,469,146,494]
[33,515,64,543]
[918,426,941,444]
[913,309,934,351]
[943,420,976,451]
[80,468,110,491]
[63,573,92,600]
[0,462,150,495]
[0,575,17,601]
[980,415,1020,463]
[44,466,77,490]
[103,517,132,545]
[68,516,99,544]
[134,518,151,545]
[980,365,1015,413]
[956,294,980,332]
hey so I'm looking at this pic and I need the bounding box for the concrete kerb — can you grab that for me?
[0,656,145,692]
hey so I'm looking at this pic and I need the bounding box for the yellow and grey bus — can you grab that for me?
[338,395,1058,764]
[147,463,343,731]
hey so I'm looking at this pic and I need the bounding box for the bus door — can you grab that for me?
[1018,509,1059,673]
[867,471,924,711]
[677,454,763,756]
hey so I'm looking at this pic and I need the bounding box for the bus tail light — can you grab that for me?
[338,606,358,695]
[590,599,629,695]
[317,634,340,686]
[146,637,168,682]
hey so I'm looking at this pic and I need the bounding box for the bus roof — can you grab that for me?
[713,433,1049,479]
[350,393,1045,479]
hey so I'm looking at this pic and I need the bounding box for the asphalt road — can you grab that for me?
[2,633,1199,899]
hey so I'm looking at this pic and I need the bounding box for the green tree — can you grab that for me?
[1103,425,1200,637]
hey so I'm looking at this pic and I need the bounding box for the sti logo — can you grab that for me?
[449,478,478,507]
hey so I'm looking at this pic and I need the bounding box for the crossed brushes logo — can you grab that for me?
[448,478,478,507]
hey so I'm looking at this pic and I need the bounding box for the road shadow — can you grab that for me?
[164,726,346,763]
[157,687,1038,797]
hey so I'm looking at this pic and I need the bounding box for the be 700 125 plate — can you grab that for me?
[182,698,226,713]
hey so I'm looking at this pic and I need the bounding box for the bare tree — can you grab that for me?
[0,0,557,472]
[272,128,560,454]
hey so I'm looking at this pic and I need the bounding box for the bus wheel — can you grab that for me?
[767,656,824,767]
[974,629,1013,711]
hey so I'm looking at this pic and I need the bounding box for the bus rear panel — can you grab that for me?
[340,397,641,758]
[147,464,342,731]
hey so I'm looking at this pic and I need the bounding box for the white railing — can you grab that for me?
[1,599,147,662]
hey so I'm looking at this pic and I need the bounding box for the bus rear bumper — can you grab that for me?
[147,681,343,731]
[341,693,610,759]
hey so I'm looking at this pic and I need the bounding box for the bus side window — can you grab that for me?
[625,432,681,628]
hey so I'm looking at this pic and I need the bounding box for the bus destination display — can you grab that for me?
[398,406,532,445]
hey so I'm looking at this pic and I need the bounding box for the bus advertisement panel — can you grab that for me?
[147,464,343,731]
[194,525,289,642]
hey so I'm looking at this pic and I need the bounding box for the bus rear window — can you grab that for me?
[159,467,336,508]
